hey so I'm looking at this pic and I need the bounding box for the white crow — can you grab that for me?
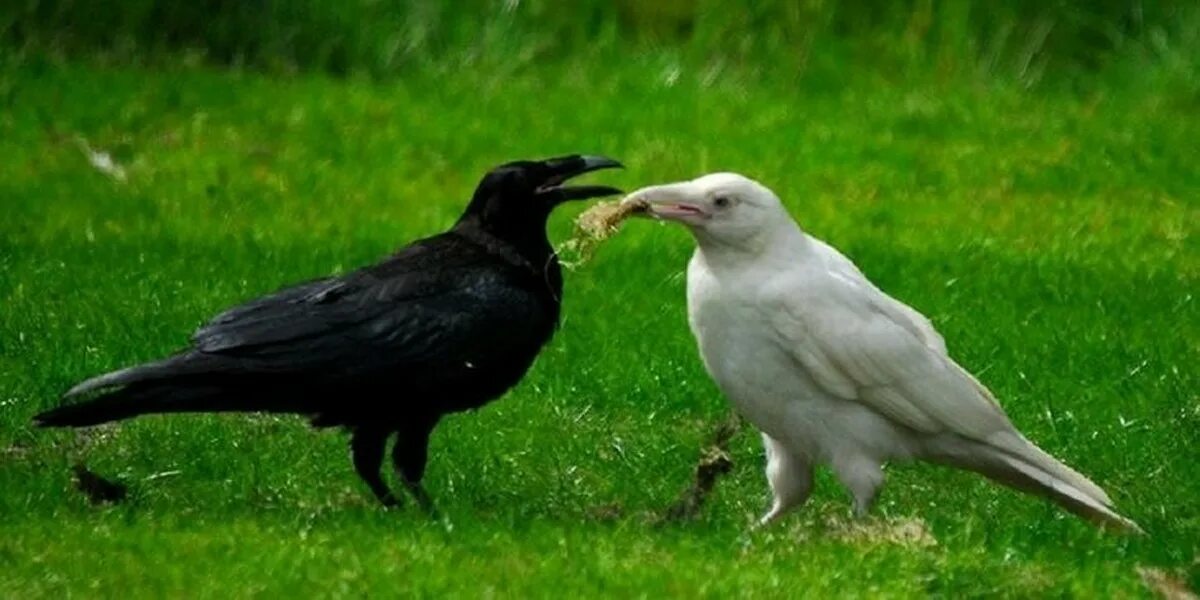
[622,173,1139,532]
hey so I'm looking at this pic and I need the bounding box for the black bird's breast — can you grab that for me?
[421,268,560,413]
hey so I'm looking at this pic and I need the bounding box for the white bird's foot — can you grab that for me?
[834,457,884,520]
[758,434,813,528]
[852,499,875,520]
[757,502,788,528]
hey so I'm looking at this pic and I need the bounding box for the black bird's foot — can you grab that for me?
[351,428,401,509]
[391,419,439,518]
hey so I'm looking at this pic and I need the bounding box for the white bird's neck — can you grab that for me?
[693,219,812,274]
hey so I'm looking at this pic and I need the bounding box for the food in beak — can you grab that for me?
[557,197,649,267]
[578,197,649,238]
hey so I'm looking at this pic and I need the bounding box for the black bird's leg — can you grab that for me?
[392,417,439,516]
[350,428,399,507]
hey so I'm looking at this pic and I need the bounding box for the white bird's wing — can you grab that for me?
[765,271,1133,524]
[809,238,947,354]
[766,274,1013,444]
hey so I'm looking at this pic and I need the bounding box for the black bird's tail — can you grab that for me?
[35,354,305,427]
[35,383,222,427]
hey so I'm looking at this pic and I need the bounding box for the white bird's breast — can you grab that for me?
[685,251,912,465]
[685,255,827,455]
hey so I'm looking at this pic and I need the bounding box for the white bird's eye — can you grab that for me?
[713,196,732,208]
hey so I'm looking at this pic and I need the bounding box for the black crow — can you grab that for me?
[35,154,623,511]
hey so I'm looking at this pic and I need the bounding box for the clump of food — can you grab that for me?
[72,463,128,505]
[578,197,649,239]
[660,412,743,522]
[558,197,648,268]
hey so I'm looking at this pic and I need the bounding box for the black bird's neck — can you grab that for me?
[452,215,560,285]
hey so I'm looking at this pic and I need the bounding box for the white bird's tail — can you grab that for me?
[931,433,1142,534]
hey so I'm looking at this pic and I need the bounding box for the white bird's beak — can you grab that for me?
[620,182,710,226]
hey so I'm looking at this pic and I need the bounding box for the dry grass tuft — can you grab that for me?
[558,198,648,268]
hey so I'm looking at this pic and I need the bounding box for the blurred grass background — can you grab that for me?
[3,0,1198,87]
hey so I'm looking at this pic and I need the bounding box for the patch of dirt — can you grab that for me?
[586,503,625,522]
[827,516,938,549]
[68,424,121,453]
[1138,566,1198,600]
[0,442,32,459]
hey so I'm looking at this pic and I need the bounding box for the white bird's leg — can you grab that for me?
[832,457,884,518]
[758,433,813,527]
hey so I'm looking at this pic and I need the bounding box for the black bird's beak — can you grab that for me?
[537,155,624,202]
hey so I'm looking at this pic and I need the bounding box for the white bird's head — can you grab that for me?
[621,172,796,252]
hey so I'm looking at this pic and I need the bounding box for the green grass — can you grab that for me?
[0,57,1196,597]
[5,0,1198,87]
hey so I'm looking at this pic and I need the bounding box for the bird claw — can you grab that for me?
[755,510,780,529]
[376,492,402,508]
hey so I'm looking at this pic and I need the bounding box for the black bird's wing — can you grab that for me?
[190,236,547,383]
[38,234,553,427]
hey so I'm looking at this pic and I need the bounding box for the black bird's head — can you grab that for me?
[457,155,623,242]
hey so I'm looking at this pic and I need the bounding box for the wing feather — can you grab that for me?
[187,253,542,381]
[768,276,1012,442]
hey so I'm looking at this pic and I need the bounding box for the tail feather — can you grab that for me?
[991,451,1142,533]
[63,356,194,398]
[37,355,311,428]
[931,435,1141,534]
[987,431,1113,506]
[36,384,225,427]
